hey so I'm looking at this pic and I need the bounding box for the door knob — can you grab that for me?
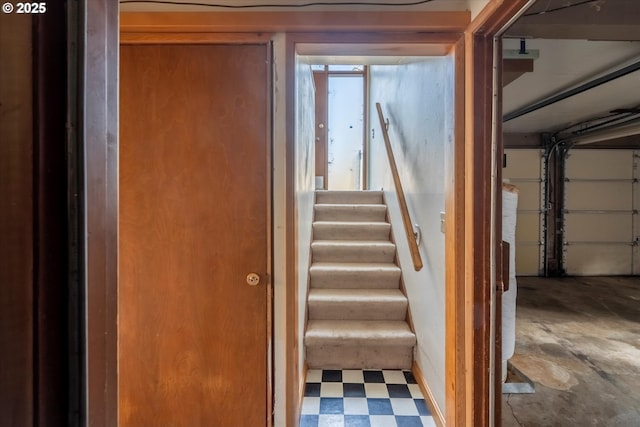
[246,273,260,286]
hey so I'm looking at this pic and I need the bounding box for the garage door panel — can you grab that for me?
[565,181,632,211]
[514,244,540,276]
[565,213,632,242]
[516,213,540,242]
[564,149,637,276]
[566,150,633,179]
[512,181,541,211]
[565,244,632,275]
[504,149,543,276]
[504,150,542,179]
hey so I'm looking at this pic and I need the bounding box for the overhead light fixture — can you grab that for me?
[504,38,539,60]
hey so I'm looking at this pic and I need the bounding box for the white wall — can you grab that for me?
[271,33,288,427]
[295,57,316,382]
[273,37,316,427]
[369,56,453,414]
[466,0,492,18]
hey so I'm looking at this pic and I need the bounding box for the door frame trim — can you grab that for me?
[83,1,119,425]
[462,1,534,426]
[285,31,459,427]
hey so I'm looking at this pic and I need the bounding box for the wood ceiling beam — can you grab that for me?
[502,58,534,87]
[120,11,470,33]
[572,134,640,148]
[503,132,542,148]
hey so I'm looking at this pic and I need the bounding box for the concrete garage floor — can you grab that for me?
[502,276,640,427]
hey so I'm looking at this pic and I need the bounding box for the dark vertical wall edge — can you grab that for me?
[31,14,41,427]
[66,1,83,425]
[82,0,119,425]
[34,3,70,425]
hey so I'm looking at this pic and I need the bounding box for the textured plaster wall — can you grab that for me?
[369,56,453,414]
[467,0,492,18]
[272,33,287,427]
[272,37,316,427]
[295,57,317,386]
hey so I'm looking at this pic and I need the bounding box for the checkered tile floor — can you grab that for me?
[300,369,437,427]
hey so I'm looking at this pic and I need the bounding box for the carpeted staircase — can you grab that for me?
[304,190,416,369]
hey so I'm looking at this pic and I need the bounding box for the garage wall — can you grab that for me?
[563,149,639,275]
[503,149,544,276]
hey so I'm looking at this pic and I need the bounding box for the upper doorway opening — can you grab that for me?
[300,45,448,194]
[312,64,367,191]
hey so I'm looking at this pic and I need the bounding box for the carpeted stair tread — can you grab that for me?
[309,262,401,289]
[305,320,416,346]
[312,240,396,263]
[313,221,391,241]
[308,289,408,320]
[314,204,387,222]
[304,190,415,370]
[316,190,384,205]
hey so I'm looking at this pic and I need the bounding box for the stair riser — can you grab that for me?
[312,246,396,263]
[308,301,407,320]
[314,206,387,222]
[306,345,413,370]
[316,191,383,205]
[310,271,400,289]
[313,224,390,241]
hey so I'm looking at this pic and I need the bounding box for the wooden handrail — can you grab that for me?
[376,103,423,271]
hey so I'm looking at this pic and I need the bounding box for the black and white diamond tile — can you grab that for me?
[300,369,436,427]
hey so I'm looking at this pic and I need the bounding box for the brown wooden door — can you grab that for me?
[119,43,270,427]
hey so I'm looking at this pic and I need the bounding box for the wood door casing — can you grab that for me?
[119,44,270,427]
[313,70,328,189]
[0,14,34,427]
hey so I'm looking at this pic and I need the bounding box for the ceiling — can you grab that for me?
[503,0,640,144]
[120,0,486,14]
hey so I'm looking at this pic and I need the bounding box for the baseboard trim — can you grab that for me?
[412,361,446,427]
[296,362,308,427]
